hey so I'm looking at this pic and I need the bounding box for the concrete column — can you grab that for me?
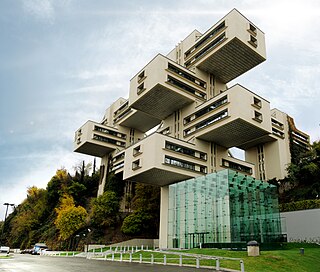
[159,186,169,249]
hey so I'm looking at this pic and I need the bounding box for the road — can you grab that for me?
[0,254,211,271]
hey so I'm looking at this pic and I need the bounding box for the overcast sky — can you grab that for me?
[1,0,320,219]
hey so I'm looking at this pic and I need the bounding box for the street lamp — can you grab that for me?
[3,203,15,221]
[1,203,15,246]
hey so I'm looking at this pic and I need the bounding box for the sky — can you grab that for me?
[1,0,320,219]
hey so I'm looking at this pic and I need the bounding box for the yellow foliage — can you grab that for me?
[55,194,75,213]
[56,168,68,181]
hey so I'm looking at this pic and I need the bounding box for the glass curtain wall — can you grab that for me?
[168,169,283,249]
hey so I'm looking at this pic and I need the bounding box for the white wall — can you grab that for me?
[281,209,320,243]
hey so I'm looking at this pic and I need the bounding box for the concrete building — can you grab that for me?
[74,9,309,248]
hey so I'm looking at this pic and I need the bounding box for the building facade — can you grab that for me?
[74,9,309,248]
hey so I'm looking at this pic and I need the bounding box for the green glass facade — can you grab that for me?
[168,169,283,249]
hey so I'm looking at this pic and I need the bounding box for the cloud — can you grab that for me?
[21,0,55,23]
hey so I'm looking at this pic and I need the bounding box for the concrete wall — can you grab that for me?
[87,239,159,251]
[281,208,320,243]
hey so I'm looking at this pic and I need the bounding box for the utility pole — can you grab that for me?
[1,203,14,246]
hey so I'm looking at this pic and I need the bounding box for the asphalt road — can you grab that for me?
[0,254,211,272]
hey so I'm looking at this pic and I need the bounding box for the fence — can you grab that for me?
[87,250,245,271]
[41,247,245,271]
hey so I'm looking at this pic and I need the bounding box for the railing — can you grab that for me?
[41,246,245,271]
[88,248,245,271]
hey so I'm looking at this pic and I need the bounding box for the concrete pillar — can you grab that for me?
[159,186,169,249]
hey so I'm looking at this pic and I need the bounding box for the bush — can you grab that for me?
[280,199,320,212]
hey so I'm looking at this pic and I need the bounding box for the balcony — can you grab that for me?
[129,54,207,120]
[74,121,127,157]
[183,84,273,149]
[184,9,266,83]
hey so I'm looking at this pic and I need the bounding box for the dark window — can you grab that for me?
[167,75,206,99]
[194,109,228,130]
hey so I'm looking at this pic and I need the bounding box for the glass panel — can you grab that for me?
[168,169,283,248]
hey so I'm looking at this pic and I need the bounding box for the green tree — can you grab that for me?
[89,191,120,227]
[121,183,160,237]
[275,141,320,203]
[121,211,151,235]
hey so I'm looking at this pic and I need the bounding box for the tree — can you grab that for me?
[89,191,119,227]
[121,211,152,235]
[7,186,48,248]
[276,141,320,203]
[55,195,88,240]
[121,183,160,237]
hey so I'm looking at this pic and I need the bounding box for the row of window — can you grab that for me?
[271,118,284,130]
[222,159,253,175]
[167,75,206,99]
[291,131,309,143]
[184,109,228,136]
[93,134,126,147]
[113,152,125,163]
[94,125,126,139]
[113,101,129,117]
[167,63,206,89]
[272,128,285,138]
[184,96,228,125]
[164,156,207,173]
[185,21,226,59]
[113,108,132,123]
[165,141,207,160]
[113,162,124,171]
[185,33,226,67]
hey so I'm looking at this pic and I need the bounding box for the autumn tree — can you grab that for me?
[55,195,88,240]
[7,186,48,248]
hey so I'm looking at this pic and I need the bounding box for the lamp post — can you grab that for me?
[1,203,15,246]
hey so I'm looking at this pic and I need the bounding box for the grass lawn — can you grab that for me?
[184,244,320,272]
[91,243,320,271]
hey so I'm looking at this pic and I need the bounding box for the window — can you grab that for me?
[253,97,261,108]
[253,111,262,122]
[165,141,207,160]
[168,63,206,89]
[185,33,226,67]
[114,101,129,117]
[93,134,126,147]
[160,127,171,135]
[272,128,285,138]
[113,162,124,171]
[133,145,142,156]
[249,35,258,48]
[137,83,145,94]
[164,156,207,173]
[222,159,252,174]
[165,156,195,171]
[271,118,284,130]
[132,159,141,170]
[94,125,126,139]
[249,24,257,35]
[194,109,228,130]
[185,21,226,59]
[113,152,125,163]
[167,75,206,99]
[184,96,228,125]
[137,71,145,83]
